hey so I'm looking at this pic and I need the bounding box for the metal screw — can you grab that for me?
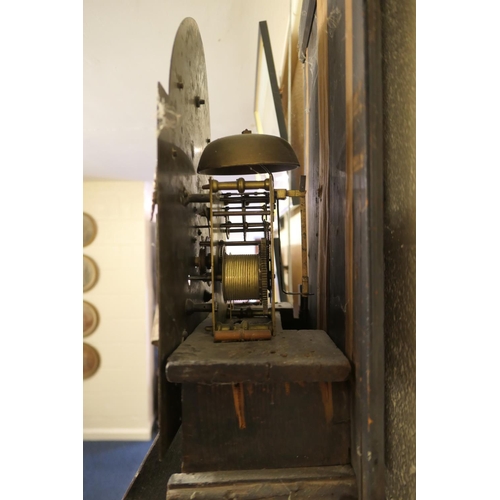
[177,82,184,89]
[195,96,205,107]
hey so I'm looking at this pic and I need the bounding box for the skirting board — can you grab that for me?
[83,428,153,441]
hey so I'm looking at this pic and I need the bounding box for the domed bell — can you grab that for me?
[197,133,300,176]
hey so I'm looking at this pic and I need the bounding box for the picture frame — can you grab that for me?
[83,300,100,337]
[83,342,100,379]
[83,212,98,247]
[254,20,288,140]
[83,255,99,292]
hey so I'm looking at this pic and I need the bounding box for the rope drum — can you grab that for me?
[222,254,261,301]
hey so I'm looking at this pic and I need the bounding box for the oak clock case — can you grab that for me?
[143,17,355,500]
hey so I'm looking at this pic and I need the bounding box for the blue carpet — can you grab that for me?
[83,439,155,500]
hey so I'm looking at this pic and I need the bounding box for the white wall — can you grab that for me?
[84,0,291,181]
[83,181,155,440]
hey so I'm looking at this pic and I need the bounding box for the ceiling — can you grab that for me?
[83,0,292,181]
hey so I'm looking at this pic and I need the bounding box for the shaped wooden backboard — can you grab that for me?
[156,18,211,458]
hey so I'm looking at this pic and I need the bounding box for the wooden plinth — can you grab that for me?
[167,320,351,384]
[166,319,352,473]
[181,380,350,472]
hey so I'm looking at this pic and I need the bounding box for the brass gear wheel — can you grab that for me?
[259,238,269,314]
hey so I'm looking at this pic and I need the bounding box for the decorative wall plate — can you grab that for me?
[83,300,99,337]
[83,213,97,247]
[83,342,100,379]
[83,255,99,292]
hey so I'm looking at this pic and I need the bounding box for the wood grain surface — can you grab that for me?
[167,465,357,499]
[181,381,350,472]
[167,319,351,384]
